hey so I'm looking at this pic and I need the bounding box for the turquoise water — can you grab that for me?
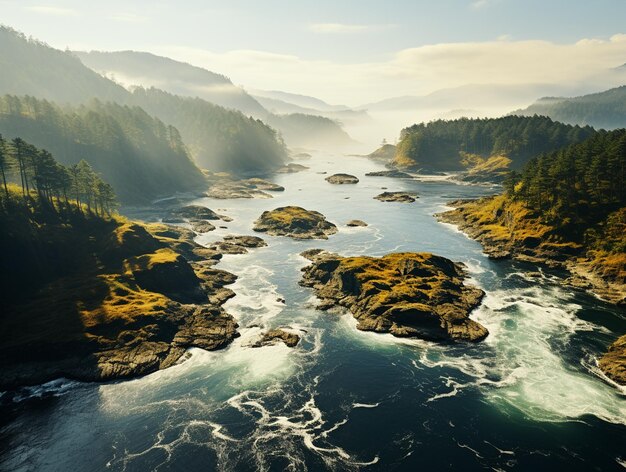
[1,152,625,471]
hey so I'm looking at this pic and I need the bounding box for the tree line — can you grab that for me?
[0,134,117,216]
[504,128,626,238]
[395,115,596,170]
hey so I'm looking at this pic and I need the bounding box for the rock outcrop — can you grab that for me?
[0,220,243,390]
[206,235,267,255]
[325,173,359,184]
[347,220,368,227]
[251,329,301,348]
[253,206,338,240]
[599,335,626,385]
[374,191,419,203]
[205,177,284,199]
[300,250,488,342]
[365,170,413,178]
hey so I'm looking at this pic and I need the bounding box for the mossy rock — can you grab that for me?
[253,206,338,240]
[300,251,488,342]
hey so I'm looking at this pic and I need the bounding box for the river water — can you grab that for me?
[1,152,625,471]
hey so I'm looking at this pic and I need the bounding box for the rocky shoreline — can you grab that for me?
[436,196,626,386]
[0,217,267,391]
[300,250,488,342]
[436,197,625,305]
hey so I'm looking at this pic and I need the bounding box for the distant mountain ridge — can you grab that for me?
[0,26,288,178]
[513,85,626,130]
[73,48,355,148]
[75,50,267,116]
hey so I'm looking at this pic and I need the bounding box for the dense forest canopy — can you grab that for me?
[394,115,596,171]
[505,128,626,243]
[0,95,205,204]
[0,134,117,216]
[131,87,288,173]
[515,86,626,130]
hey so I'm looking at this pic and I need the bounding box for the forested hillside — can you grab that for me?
[0,95,205,204]
[505,129,626,242]
[0,26,128,104]
[265,113,354,148]
[440,129,626,302]
[132,87,288,172]
[0,27,287,176]
[394,115,595,171]
[515,86,626,130]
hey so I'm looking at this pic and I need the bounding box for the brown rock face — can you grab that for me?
[300,251,488,342]
[251,329,301,348]
[599,334,626,385]
[253,206,338,240]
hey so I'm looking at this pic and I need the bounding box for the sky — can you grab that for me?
[2,0,626,105]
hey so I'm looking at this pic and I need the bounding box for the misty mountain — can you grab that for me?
[0,26,128,105]
[0,27,287,175]
[74,50,267,116]
[252,89,350,112]
[0,95,205,204]
[253,95,371,126]
[361,83,584,113]
[73,48,355,148]
[512,85,626,130]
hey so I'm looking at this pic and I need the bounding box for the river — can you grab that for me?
[1,151,625,471]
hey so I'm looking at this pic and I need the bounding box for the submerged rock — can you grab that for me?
[374,191,419,203]
[325,173,359,184]
[253,206,338,240]
[365,170,413,178]
[205,178,284,199]
[276,163,309,173]
[347,220,368,227]
[300,250,488,342]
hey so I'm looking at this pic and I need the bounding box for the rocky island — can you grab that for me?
[253,206,338,239]
[300,250,488,342]
[325,173,359,184]
[374,191,419,203]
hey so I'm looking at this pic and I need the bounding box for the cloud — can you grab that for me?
[107,13,148,23]
[26,5,79,16]
[470,0,500,9]
[309,23,392,33]
[155,35,626,106]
